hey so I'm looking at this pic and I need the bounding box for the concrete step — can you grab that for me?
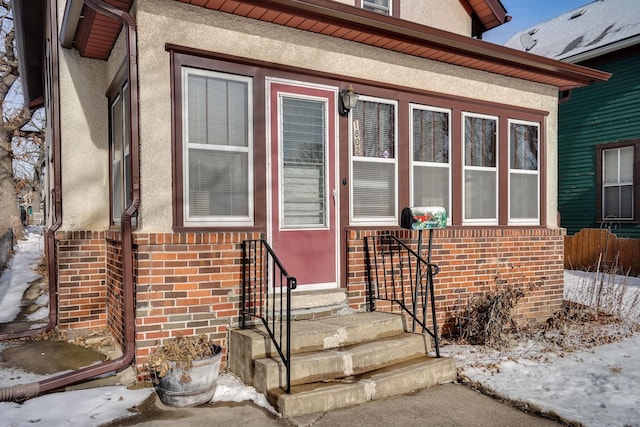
[287,289,354,320]
[229,312,407,386]
[268,356,456,418]
[253,332,432,393]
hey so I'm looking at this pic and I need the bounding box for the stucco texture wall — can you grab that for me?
[402,0,471,35]
[56,1,128,231]
[134,0,560,232]
[58,48,110,230]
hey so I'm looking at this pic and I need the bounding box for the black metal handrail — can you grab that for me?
[241,239,297,393]
[364,234,441,357]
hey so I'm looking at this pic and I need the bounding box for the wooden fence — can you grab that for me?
[564,228,640,276]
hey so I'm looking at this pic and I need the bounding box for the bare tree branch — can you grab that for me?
[0,1,46,232]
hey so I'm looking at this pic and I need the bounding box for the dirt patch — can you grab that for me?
[0,340,107,375]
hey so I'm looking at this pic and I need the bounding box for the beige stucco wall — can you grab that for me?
[58,48,109,230]
[401,0,471,35]
[55,0,559,231]
[331,0,471,35]
[56,1,128,231]
[134,0,558,231]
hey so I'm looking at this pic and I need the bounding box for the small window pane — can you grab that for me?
[352,101,395,159]
[353,161,395,217]
[620,146,634,182]
[621,186,633,217]
[603,149,619,183]
[187,75,207,145]
[465,169,496,220]
[413,109,449,163]
[413,165,449,208]
[604,185,633,219]
[188,74,249,147]
[510,123,538,171]
[188,148,249,217]
[510,173,538,219]
[465,116,496,167]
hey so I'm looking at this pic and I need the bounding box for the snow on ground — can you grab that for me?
[442,271,640,427]
[1,228,639,426]
[0,228,45,323]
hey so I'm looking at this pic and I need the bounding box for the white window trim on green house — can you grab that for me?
[602,145,634,221]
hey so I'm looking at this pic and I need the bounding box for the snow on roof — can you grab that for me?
[504,0,640,61]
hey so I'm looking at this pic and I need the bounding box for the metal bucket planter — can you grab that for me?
[157,344,223,407]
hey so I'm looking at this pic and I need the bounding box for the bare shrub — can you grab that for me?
[455,284,525,349]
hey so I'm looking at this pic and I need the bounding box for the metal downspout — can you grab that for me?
[0,0,140,401]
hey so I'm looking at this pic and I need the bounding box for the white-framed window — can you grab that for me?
[350,96,397,224]
[109,81,131,225]
[602,146,634,220]
[410,104,451,220]
[508,120,540,225]
[362,0,391,15]
[182,67,253,226]
[463,112,498,224]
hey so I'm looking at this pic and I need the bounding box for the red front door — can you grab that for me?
[268,81,338,288]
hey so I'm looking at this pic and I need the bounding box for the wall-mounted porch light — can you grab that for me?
[338,86,359,116]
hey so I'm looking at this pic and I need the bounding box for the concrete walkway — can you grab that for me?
[0,335,562,426]
[105,381,561,426]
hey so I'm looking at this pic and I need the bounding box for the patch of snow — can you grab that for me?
[0,230,44,323]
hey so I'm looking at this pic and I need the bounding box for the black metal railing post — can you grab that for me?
[241,239,297,393]
[364,234,441,357]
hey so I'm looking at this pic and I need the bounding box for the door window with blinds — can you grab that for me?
[410,105,451,218]
[182,68,253,225]
[279,95,328,229]
[350,97,397,223]
[509,120,539,224]
[463,113,498,224]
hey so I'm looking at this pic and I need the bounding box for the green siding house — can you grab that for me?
[506,0,640,238]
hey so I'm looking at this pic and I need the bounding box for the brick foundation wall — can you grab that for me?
[56,231,108,329]
[106,232,125,344]
[55,226,564,375]
[346,227,565,334]
[133,231,261,371]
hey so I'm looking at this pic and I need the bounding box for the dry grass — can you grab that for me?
[147,334,218,383]
[449,267,639,352]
